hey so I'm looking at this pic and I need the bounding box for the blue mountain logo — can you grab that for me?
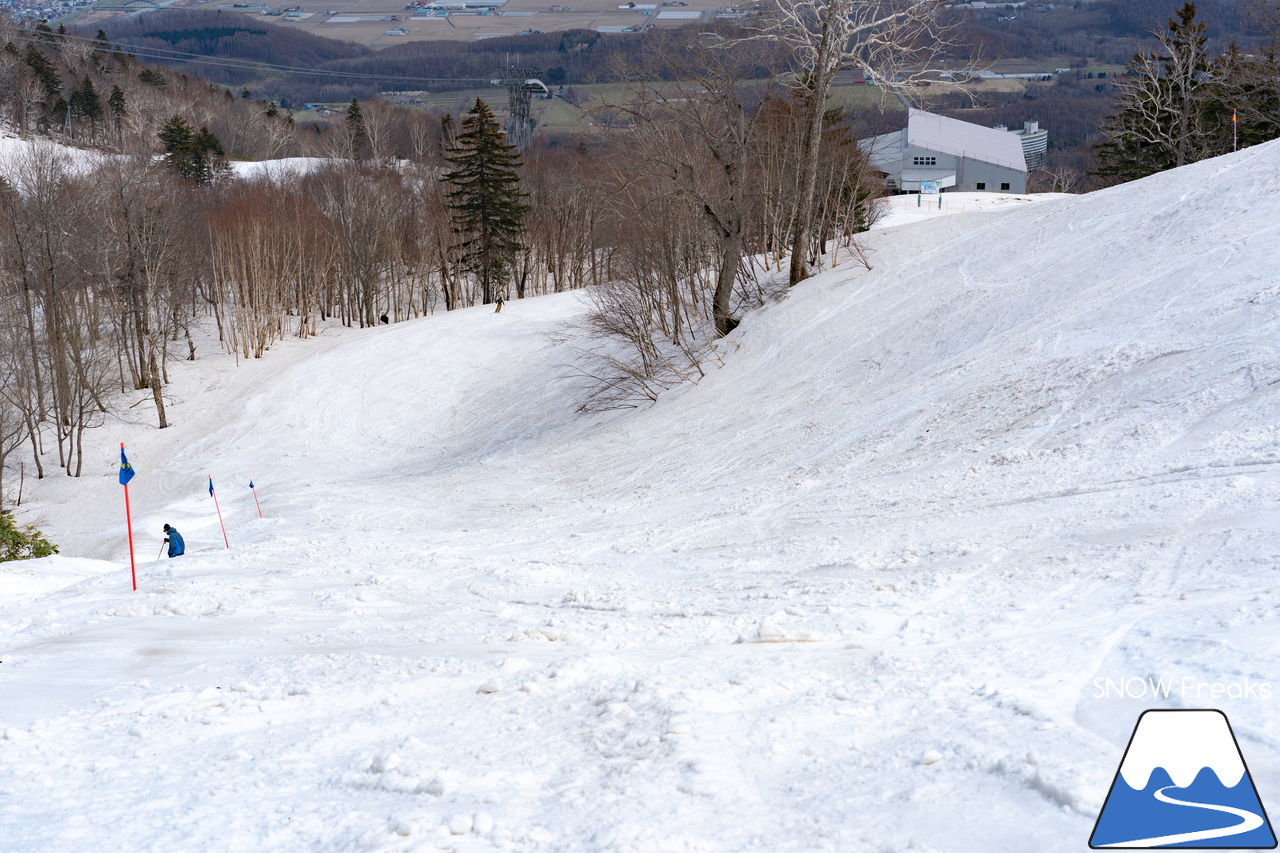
[1091,709,1277,848]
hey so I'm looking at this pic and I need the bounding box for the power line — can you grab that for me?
[6,29,495,86]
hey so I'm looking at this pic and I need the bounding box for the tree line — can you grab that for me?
[1093,1,1280,182]
[0,1,991,514]
[0,17,463,162]
[0,27,894,511]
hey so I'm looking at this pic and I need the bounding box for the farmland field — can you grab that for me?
[183,0,724,44]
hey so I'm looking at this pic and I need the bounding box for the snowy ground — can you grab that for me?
[873,190,1070,230]
[3,141,1280,852]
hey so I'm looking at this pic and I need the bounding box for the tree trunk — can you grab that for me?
[147,346,168,429]
[788,25,839,287]
[713,229,742,337]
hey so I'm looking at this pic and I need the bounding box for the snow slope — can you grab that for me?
[3,140,1280,852]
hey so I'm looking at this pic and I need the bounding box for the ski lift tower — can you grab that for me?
[493,66,549,151]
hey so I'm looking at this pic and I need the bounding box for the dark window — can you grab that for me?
[911,156,937,166]
[976,182,986,190]
[1000,182,1011,191]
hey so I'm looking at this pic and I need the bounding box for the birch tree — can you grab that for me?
[747,0,952,285]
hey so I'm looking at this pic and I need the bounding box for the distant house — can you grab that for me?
[862,109,1028,194]
[977,60,1051,80]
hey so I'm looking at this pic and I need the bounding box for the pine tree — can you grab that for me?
[158,115,224,185]
[1212,43,1280,149]
[0,513,58,562]
[443,99,530,306]
[108,85,125,118]
[1093,3,1217,182]
[108,85,126,148]
[345,98,367,159]
[70,76,102,122]
[24,46,62,99]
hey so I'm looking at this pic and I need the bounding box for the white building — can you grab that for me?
[862,109,1028,194]
[999,120,1049,171]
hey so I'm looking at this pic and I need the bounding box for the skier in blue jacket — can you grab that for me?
[163,524,185,558]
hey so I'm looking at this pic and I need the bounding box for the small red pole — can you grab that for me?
[250,481,262,518]
[121,442,136,591]
[209,475,229,549]
[124,483,136,591]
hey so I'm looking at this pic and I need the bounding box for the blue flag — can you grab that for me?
[119,447,135,486]
[248,481,254,489]
[208,476,215,496]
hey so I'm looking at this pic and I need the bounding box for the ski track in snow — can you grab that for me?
[2,141,1280,851]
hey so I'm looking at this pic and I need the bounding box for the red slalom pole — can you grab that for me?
[249,480,262,518]
[209,475,229,549]
[120,443,137,591]
[124,482,136,590]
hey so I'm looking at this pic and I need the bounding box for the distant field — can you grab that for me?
[538,97,588,129]
[180,0,719,44]
[829,85,903,112]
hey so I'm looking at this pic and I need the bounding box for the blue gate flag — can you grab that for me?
[119,447,135,486]
[248,481,254,489]
[208,476,215,496]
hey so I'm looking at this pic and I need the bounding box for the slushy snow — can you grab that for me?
[2,139,1280,852]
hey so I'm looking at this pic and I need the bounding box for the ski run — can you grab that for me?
[2,137,1280,852]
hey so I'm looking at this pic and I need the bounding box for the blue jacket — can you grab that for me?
[167,529,185,558]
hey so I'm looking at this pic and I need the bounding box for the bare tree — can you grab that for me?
[0,312,32,510]
[747,0,954,285]
[1092,3,1218,182]
[611,27,780,336]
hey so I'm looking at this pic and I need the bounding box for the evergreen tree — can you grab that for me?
[24,46,62,99]
[108,85,126,120]
[1212,43,1280,148]
[70,76,102,123]
[108,85,126,147]
[1093,3,1217,182]
[158,115,224,185]
[0,513,57,562]
[345,98,367,159]
[443,99,529,305]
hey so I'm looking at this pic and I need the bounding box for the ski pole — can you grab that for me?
[157,540,166,560]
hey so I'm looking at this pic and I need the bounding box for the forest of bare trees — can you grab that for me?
[0,12,898,512]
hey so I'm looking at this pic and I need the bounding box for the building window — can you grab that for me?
[976,182,986,190]
[1000,182,1011,191]
[912,156,937,166]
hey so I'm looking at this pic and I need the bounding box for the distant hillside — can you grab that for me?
[89,10,368,88]
[87,13,641,103]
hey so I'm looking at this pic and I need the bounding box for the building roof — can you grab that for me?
[862,128,908,172]
[907,109,1026,171]
[862,110,1027,173]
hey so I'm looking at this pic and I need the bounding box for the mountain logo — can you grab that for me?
[1090,709,1277,848]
